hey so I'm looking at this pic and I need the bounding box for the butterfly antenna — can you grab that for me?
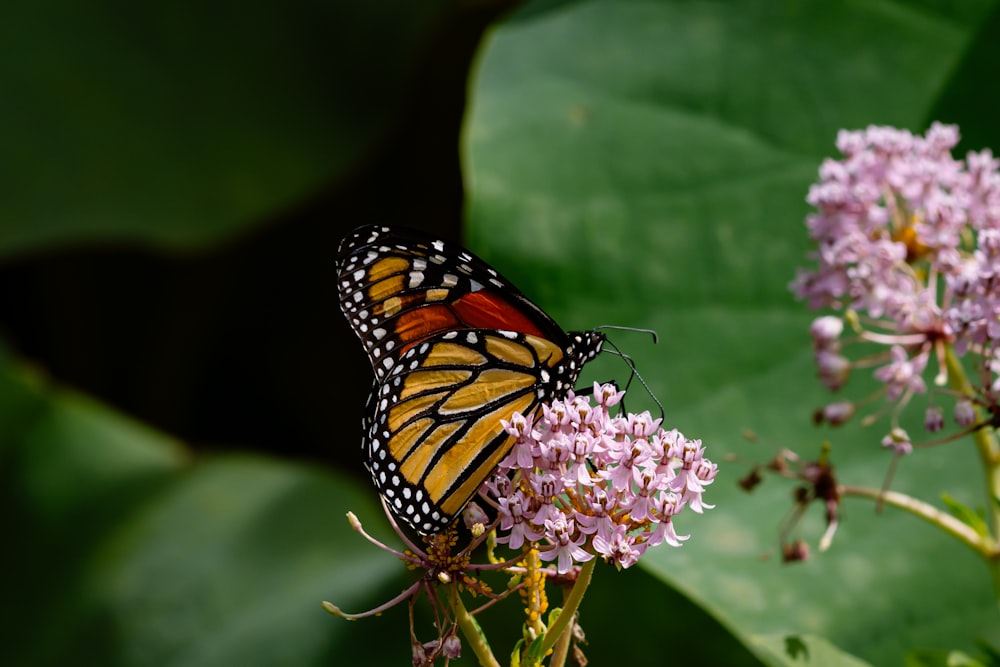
[600,337,665,421]
[594,324,659,345]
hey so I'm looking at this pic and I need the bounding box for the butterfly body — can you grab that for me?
[337,225,603,534]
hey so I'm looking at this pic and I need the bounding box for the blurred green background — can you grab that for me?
[3,1,1000,665]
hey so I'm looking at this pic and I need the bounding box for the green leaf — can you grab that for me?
[511,637,525,667]
[751,634,875,667]
[976,638,1000,666]
[523,631,548,666]
[905,649,988,667]
[0,347,416,666]
[941,492,990,538]
[0,0,457,256]
[466,0,1000,664]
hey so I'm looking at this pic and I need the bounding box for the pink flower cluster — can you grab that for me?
[481,383,716,573]
[793,123,1000,314]
[791,123,1000,432]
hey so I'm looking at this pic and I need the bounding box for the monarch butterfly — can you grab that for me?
[337,225,605,535]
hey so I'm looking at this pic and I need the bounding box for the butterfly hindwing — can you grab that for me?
[366,328,567,534]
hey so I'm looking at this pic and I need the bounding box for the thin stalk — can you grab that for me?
[547,614,574,667]
[449,584,500,667]
[943,347,1000,603]
[536,559,596,661]
[840,485,991,556]
[944,348,1000,518]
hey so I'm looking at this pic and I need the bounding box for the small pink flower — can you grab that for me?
[566,432,596,486]
[575,487,616,538]
[594,381,625,408]
[648,493,690,548]
[539,432,572,469]
[620,468,664,522]
[873,346,928,401]
[679,457,717,514]
[502,412,535,440]
[566,394,597,428]
[441,634,462,659]
[537,515,592,574]
[881,427,913,456]
[541,401,570,431]
[528,473,563,526]
[591,524,644,569]
[495,491,542,550]
[626,412,661,438]
[499,440,536,471]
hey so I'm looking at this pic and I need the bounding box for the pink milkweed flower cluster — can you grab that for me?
[791,123,1000,438]
[482,382,716,573]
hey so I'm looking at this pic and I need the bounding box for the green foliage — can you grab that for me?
[905,649,992,667]
[0,0,454,255]
[466,0,1000,664]
[750,634,875,667]
[4,0,1000,665]
[941,492,990,539]
[0,348,415,665]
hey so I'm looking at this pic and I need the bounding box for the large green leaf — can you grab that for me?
[0,348,415,666]
[750,634,875,667]
[466,0,1000,664]
[0,0,454,255]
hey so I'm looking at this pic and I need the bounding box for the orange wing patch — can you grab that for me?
[398,420,463,486]
[432,392,539,514]
[398,369,474,401]
[438,369,535,414]
[388,391,447,432]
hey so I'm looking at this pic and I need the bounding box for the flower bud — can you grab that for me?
[924,405,944,432]
[815,350,851,391]
[810,316,844,348]
[441,634,462,659]
[816,400,855,426]
[954,399,977,428]
[880,427,913,456]
[462,501,489,535]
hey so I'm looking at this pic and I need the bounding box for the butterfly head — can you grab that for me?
[550,330,605,395]
[569,330,605,362]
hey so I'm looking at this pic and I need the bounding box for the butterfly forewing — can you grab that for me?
[337,226,567,372]
[336,225,604,535]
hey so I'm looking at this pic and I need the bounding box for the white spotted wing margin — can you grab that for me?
[364,327,602,535]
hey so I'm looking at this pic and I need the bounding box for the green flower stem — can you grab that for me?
[547,618,573,667]
[943,348,1000,493]
[536,558,596,664]
[843,346,1000,607]
[839,485,992,556]
[449,584,500,667]
[942,347,1000,602]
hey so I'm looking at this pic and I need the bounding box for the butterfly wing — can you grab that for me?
[367,328,571,534]
[336,225,570,382]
